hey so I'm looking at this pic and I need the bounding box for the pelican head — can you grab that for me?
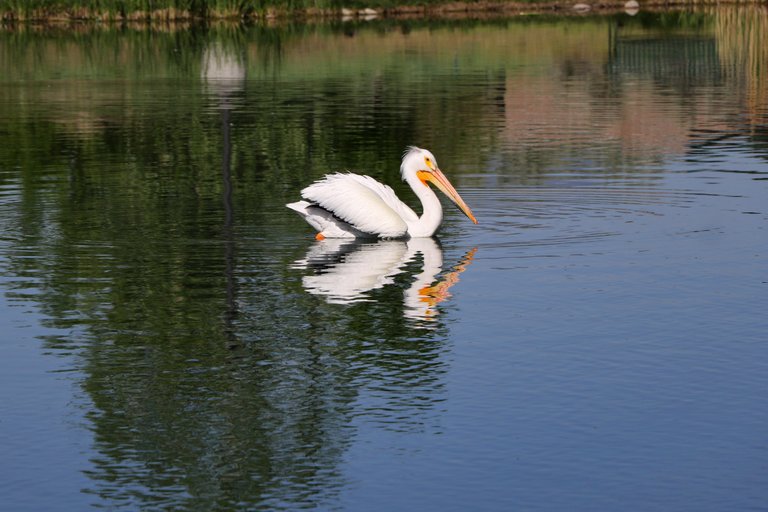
[401,147,478,225]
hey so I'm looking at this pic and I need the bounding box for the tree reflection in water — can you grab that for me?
[67,43,466,510]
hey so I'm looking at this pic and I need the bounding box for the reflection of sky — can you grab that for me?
[0,293,96,512]
[337,140,768,512]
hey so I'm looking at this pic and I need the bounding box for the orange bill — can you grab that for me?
[418,168,478,224]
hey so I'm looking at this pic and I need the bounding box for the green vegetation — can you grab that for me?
[0,0,451,20]
[0,0,740,21]
[0,0,305,20]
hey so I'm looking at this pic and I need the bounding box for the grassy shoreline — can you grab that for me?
[0,0,762,21]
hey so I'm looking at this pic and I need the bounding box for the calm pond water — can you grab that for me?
[1,9,767,511]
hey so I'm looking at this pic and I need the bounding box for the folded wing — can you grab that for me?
[300,173,414,238]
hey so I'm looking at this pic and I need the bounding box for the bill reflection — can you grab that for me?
[292,238,476,322]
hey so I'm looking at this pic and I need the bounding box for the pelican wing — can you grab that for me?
[342,174,419,223]
[301,173,411,237]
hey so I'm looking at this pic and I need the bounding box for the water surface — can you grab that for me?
[1,10,766,511]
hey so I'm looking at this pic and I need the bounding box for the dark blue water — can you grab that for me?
[0,12,766,511]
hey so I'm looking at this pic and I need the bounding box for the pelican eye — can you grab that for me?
[424,156,435,170]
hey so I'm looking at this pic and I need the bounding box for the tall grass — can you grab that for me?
[0,0,349,20]
[0,0,511,20]
[0,0,756,21]
[716,6,768,125]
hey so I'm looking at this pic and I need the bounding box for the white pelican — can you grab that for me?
[286,147,477,239]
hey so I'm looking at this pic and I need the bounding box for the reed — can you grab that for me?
[0,0,545,21]
[0,0,759,21]
[715,6,768,126]
[0,0,322,21]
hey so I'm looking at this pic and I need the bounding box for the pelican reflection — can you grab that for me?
[293,238,476,321]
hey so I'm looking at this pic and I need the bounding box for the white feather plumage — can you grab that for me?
[287,147,476,239]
